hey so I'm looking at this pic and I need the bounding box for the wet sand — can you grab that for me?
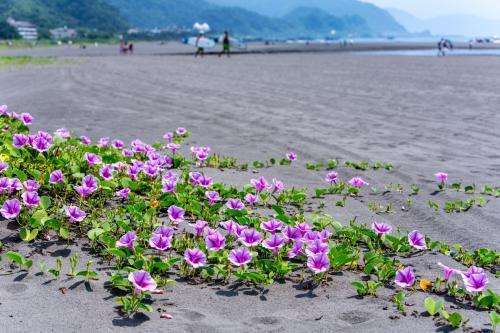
[0,48,499,332]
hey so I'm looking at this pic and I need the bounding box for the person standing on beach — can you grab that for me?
[195,34,205,58]
[437,38,445,56]
[219,31,231,58]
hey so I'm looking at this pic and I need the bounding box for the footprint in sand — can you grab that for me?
[252,316,280,325]
[339,310,371,325]
[179,309,206,322]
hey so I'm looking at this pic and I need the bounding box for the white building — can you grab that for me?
[7,17,38,40]
[50,27,77,39]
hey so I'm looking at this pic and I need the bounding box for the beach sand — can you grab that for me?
[0,47,499,332]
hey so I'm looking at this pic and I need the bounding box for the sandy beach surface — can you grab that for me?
[0,45,499,332]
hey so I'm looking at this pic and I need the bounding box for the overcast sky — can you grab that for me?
[362,0,500,20]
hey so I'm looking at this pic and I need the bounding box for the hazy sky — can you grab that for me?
[362,0,500,20]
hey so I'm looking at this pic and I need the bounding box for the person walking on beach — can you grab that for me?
[195,34,205,58]
[218,31,231,58]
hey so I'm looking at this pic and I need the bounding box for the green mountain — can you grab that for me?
[0,0,128,32]
[209,0,405,34]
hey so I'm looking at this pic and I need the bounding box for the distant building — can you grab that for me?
[7,17,38,40]
[50,27,77,40]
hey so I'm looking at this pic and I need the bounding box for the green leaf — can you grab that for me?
[40,196,52,209]
[424,297,444,316]
[59,227,70,239]
[490,311,500,330]
[19,228,38,242]
[87,228,104,241]
[447,312,462,328]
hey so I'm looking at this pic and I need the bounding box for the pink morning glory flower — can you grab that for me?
[205,231,226,251]
[31,135,52,152]
[220,220,236,235]
[55,128,70,139]
[49,170,64,184]
[161,180,176,193]
[153,226,175,239]
[116,231,137,250]
[163,132,173,142]
[325,171,339,185]
[97,137,110,148]
[80,136,91,145]
[282,226,302,242]
[1,199,21,219]
[116,188,131,200]
[250,176,270,192]
[197,175,213,188]
[302,231,321,243]
[262,234,285,254]
[437,262,462,281]
[84,153,102,167]
[82,175,98,191]
[394,266,415,288]
[408,230,427,250]
[184,248,206,268]
[288,240,304,258]
[239,228,262,247]
[76,186,93,198]
[205,191,220,205]
[245,193,258,206]
[307,252,330,274]
[226,198,245,211]
[112,139,124,149]
[228,247,252,267]
[286,151,297,161]
[435,172,448,183]
[128,270,157,293]
[8,178,23,194]
[305,239,329,256]
[193,220,208,237]
[0,162,8,173]
[99,164,114,180]
[166,143,180,154]
[22,191,40,208]
[167,205,185,223]
[20,113,33,125]
[371,222,392,236]
[122,149,133,157]
[260,219,283,233]
[348,177,369,188]
[297,222,312,236]
[23,179,40,192]
[149,233,172,251]
[176,127,187,136]
[13,134,29,148]
[0,105,7,116]
[462,272,488,293]
[272,178,285,193]
[65,205,86,222]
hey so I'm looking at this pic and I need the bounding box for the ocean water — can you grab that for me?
[355,49,500,57]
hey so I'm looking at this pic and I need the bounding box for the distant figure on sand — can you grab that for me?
[438,38,453,56]
[219,31,231,57]
[128,43,134,54]
[195,34,205,58]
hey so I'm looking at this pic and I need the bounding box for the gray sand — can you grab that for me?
[0,47,499,332]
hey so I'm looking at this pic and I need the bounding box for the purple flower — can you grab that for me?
[0,105,7,116]
[112,139,124,149]
[272,178,285,193]
[76,186,93,198]
[80,136,91,145]
[250,176,270,192]
[116,188,131,199]
[188,172,202,185]
[462,272,488,293]
[297,223,312,236]
[153,226,175,239]
[288,240,304,258]
[128,270,157,293]
[305,239,329,256]
[408,230,427,250]
[1,199,21,219]
[302,231,321,243]
[245,193,258,206]
[262,234,285,254]
[122,149,133,157]
[142,163,159,178]
[260,219,283,233]
[22,191,40,208]
[84,153,102,167]
[8,178,23,193]
[23,179,40,192]
[193,220,208,237]
[31,133,52,152]
[282,226,302,242]
[65,205,86,222]
[13,134,29,148]
[220,220,236,235]
[97,137,110,148]
[371,222,392,236]
[82,175,98,191]
[161,180,176,193]
[307,253,330,274]
[239,228,262,247]
[205,231,226,251]
[167,205,185,223]
[228,247,252,267]
[20,113,33,125]
[286,151,297,161]
[99,164,114,180]
[325,171,339,185]
[394,266,415,288]
[163,132,173,142]
[166,143,180,154]
[116,231,137,250]
[176,127,187,136]
[226,198,245,211]
[435,172,448,183]
[197,175,213,188]
[0,162,8,173]
[184,248,206,268]
[49,170,64,184]
[348,177,369,188]
[55,128,70,139]
[149,234,171,251]
[205,191,221,205]
[437,262,462,281]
